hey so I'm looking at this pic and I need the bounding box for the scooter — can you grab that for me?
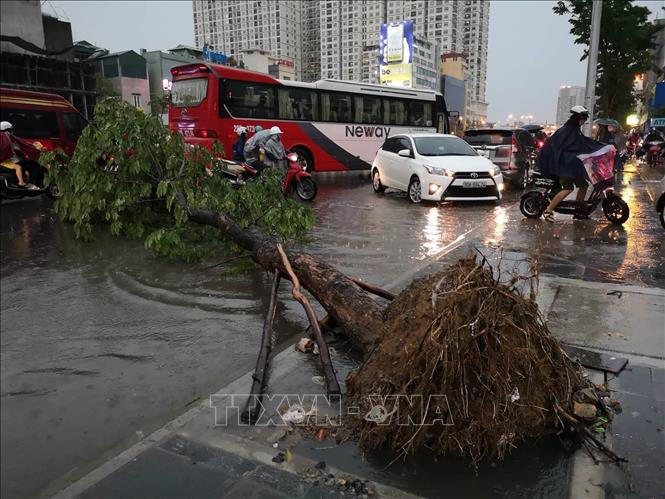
[644,140,664,168]
[520,172,629,225]
[215,158,258,187]
[0,159,59,201]
[282,151,317,201]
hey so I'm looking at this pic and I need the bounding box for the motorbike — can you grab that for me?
[215,151,317,201]
[520,172,629,225]
[215,158,258,187]
[0,159,59,201]
[644,140,664,168]
[282,151,317,201]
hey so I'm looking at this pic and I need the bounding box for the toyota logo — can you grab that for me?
[470,172,479,179]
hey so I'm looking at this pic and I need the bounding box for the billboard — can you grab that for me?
[379,21,414,88]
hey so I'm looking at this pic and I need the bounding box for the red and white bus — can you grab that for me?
[168,63,449,172]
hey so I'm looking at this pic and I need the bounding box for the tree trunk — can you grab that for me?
[187,207,384,355]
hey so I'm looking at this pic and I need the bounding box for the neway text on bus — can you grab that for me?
[345,126,391,138]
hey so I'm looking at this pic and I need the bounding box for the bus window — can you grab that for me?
[321,92,352,123]
[225,80,276,119]
[171,78,208,107]
[383,99,407,126]
[61,112,88,140]
[0,108,58,138]
[277,87,319,121]
[405,100,433,127]
[354,95,382,124]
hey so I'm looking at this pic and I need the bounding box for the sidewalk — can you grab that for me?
[50,255,665,499]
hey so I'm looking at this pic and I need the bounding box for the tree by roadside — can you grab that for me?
[554,0,663,123]
[95,74,118,99]
[39,99,620,465]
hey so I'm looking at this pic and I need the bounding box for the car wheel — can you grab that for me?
[408,176,422,203]
[372,169,385,193]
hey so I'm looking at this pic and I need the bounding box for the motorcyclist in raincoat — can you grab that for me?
[537,106,606,222]
[243,126,285,172]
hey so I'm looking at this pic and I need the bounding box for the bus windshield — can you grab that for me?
[171,78,208,107]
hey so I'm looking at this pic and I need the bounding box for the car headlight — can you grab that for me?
[424,164,446,176]
[490,166,502,177]
[444,168,455,177]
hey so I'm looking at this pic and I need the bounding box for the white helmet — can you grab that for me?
[269,126,283,135]
[236,126,247,135]
[0,121,13,131]
[570,105,589,115]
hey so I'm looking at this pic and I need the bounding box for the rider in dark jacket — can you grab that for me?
[538,106,605,221]
[233,127,247,161]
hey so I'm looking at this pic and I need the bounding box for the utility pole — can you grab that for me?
[583,0,602,136]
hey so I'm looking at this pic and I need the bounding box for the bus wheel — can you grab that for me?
[293,147,314,172]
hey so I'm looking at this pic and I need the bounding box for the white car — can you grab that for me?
[371,133,504,203]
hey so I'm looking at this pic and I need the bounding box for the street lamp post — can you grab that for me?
[584,0,602,136]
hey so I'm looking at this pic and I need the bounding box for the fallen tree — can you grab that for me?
[43,100,621,463]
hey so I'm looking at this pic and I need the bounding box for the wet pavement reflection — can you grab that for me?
[1,162,664,497]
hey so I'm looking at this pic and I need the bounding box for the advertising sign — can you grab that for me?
[379,21,414,88]
[202,44,227,64]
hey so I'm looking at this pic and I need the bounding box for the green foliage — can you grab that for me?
[554,0,663,123]
[149,92,171,115]
[41,99,315,261]
[95,74,119,99]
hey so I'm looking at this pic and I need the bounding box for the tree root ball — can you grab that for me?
[346,257,591,463]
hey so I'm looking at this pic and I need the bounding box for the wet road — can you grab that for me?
[1,162,664,498]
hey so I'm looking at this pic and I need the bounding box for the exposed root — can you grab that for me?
[346,256,619,464]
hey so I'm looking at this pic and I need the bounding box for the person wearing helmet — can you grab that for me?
[243,125,285,172]
[0,121,39,189]
[233,126,248,161]
[537,105,604,221]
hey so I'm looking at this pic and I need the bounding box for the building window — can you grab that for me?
[132,94,141,108]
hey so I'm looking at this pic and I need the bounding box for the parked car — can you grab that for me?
[371,133,503,203]
[463,128,535,189]
[657,176,665,229]
[0,87,87,156]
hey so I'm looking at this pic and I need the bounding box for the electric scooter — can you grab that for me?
[520,172,629,225]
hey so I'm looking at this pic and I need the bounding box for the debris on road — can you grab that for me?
[346,256,624,464]
[296,338,315,353]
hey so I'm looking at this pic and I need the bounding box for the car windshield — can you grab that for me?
[413,136,478,157]
[464,130,513,146]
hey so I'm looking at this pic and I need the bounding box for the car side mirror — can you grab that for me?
[398,149,412,158]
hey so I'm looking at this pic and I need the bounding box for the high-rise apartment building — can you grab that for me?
[192,0,302,79]
[556,85,585,125]
[192,0,489,111]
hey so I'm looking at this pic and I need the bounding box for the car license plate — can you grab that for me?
[479,150,490,158]
[462,180,485,188]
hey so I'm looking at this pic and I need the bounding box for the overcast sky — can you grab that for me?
[45,0,663,124]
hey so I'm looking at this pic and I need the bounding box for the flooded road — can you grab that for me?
[1,163,663,497]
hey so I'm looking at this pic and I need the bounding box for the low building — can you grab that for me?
[0,1,96,117]
[238,49,296,80]
[93,51,150,113]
